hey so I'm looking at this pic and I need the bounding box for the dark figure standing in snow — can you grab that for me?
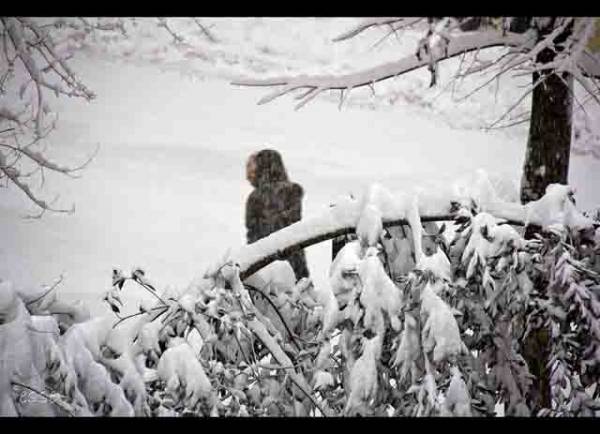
[245,149,309,281]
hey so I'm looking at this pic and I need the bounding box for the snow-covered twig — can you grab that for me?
[25,274,64,307]
[485,73,550,130]
[112,306,168,329]
[0,150,74,217]
[0,17,109,215]
[333,17,420,42]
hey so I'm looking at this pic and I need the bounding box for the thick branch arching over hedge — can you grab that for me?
[235,191,534,280]
[234,182,594,280]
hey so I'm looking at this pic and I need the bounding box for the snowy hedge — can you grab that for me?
[1,176,600,416]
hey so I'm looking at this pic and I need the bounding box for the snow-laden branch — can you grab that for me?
[0,150,74,217]
[0,17,118,215]
[0,141,99,178]
[232,30,529,109]
[1,17,219,215]
[233,17,600,111]
[233,181,593,280]
[20,18,96,100]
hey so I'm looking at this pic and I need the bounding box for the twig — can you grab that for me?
[0,150,74,216]
[112,306,168,329]
[485,73,550,130]
[131,275,168,306]
[157,18,185,44]
[244,283,301,351]
[246,317,331,417]
[232,325,253,370]
[370,19,423,49]
[333,18,417,43]
[192,18,217,43]
[485,117,530,131]
[26,274,64,306]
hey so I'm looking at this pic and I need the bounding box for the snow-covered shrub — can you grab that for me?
[2,179,599,417]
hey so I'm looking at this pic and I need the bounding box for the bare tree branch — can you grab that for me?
[233,15,600,143]
[485,73,550,129]
[157,18,185,44]
[0,150,74,216]
[0,18,116,215]
[25,274,64,307]
[192,18,218,43]
[0,141,100,178]
[333,17,420,43]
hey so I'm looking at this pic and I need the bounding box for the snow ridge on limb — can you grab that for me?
[234,180,592,281]
[232,30,529,109]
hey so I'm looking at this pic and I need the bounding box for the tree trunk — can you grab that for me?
[520,27,574,204]
[520,19,574,413]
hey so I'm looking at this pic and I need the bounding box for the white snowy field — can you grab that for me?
[1,18,600,319]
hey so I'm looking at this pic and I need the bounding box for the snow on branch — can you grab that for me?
[232,30,529,110]
[0,141,100,177]
[0,17,117,215]
[0,150,74,218]
[232,180,592,280]
[234,17,600,112]
[1,17,219,216]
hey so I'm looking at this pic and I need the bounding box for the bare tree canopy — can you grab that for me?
[233,18,600,110]
[0,17,215,217]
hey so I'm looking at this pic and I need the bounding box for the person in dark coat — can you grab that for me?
[245,149,310,281]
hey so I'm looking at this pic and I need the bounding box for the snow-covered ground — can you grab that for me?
[1,18,599,318]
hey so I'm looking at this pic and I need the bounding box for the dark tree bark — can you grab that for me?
[458,17,483,32]
[519,19,575,413]
[520,20,574,204]
[509,17,533,34]
[520,72,573,203]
